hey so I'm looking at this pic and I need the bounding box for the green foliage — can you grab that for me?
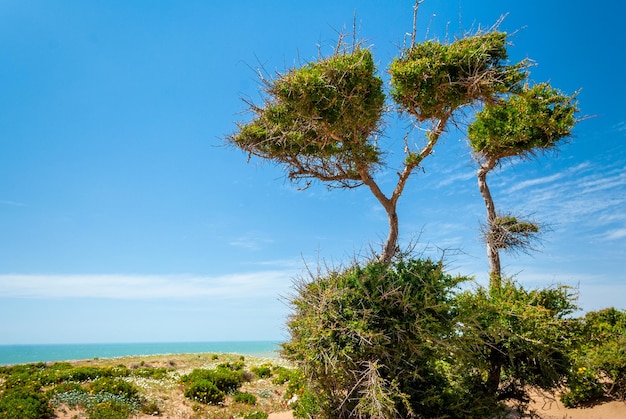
[131,366,170,379]
[181,367,244,393]
[233,391,257,405]
[218,360,246,371]
[251,365,272,379]
[390,31,525,120]
[230,49,385,177]
[283,256,470,418]
[468,82,578,159]
[562,308,626,405]
[0,387,53,419]
[561,366,603,407]
[487,214,541,252]
[89,377,139,400]
[454,280,578,405]
[231,47,385,184]
[87,399,134,419]
[244,412,268,419]
[184,379,225,405]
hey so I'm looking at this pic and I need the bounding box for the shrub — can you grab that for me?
[87,399,134,419]
[90,377,139,399]
[283,256,468,419]
[561,366,604,407]
[0,387,53,419]
[132,366,170,379]
[184,379,225,405]
[251,365,272,379]
[244,412,268,419]
[140,399,161,415]
[454,280,578,410]
[563,307,626,404]
[233,391,257,405]
[219,361,246,371]
[181,367,244,393]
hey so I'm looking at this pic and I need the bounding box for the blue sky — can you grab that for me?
[1,0,624,344]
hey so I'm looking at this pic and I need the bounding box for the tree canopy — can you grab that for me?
[228,29,527,262]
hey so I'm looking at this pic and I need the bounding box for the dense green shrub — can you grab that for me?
[244,412,268,419]
[283,256,469,419]
[454,280,578,409]
[561,366,604,407]
[184,379,225,405]
[0,387,53,419]
[87,399,134,419]
[233,391,257,405]
[562,307,626,405]
[181,367,244,393]
[251,365,272,379]
[89,377,139,399]
[271,366,299,386]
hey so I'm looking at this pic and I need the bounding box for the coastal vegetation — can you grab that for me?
[0,353,301,418]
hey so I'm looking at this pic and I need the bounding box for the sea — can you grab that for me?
[0,341,282,366]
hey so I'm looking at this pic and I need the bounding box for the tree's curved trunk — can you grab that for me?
[477,155,505,398]
[477,156,501,290]
[358,114,451,264]
[359,168,399,264]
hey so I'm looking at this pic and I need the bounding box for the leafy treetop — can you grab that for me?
[231,48,385,187]
[468,82,579,160]
[390,31,526,121]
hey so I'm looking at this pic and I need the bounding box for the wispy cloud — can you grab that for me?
[0,200,26,207]
[228,232,275,250]
[604,228,626,241]
[0,271,296,300]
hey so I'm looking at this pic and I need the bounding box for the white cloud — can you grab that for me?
[0,271,296,300]
[604,228,626,241]
[505,172,564,193]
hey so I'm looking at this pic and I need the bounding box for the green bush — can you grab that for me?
[244,412,268,419]
[561,366,604,407]
[251,365,272,379]
[181,367,244,393]
[87,399,133,419]
[271,366,299,386]
[184,379,225,405]
[563,307,626,404]
[218,361,246,371]
[131,366,170,379]
[0,387,53,419]
[90,377,139,399]
[283,256,468,419]
[454,280,578,409]
[233,391,257,405]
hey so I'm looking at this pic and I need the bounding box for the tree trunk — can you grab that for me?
[477,156,501,290]
[381,206,399,264]
[359,167,399,264]
[486,345,504,398]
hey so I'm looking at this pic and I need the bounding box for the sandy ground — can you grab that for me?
[267,398,626,419]
[268,412,294,419]
[519,390,626,419]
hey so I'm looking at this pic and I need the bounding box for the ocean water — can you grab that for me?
[0,341,282,366]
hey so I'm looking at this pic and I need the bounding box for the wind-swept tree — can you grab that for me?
[228,24,525,263]
[462,83,579,403]
[468,82,579,289]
